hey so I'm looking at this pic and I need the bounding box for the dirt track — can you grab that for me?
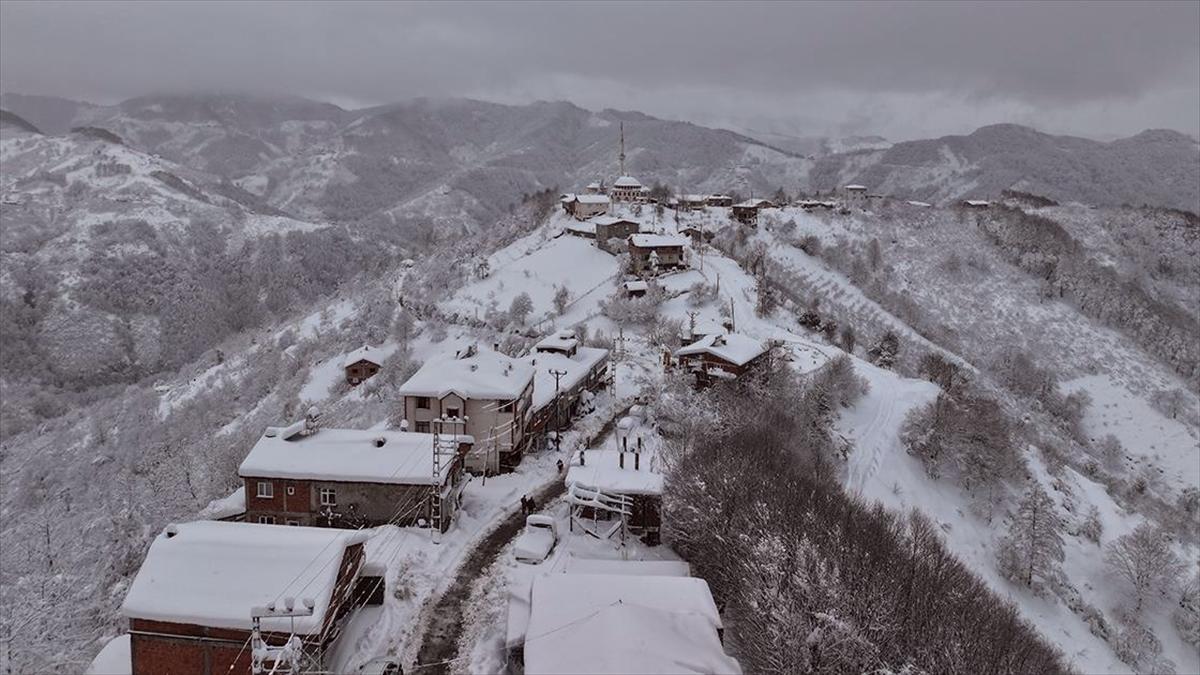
[413,406,631,673]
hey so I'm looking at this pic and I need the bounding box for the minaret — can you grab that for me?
[619,122,626,176]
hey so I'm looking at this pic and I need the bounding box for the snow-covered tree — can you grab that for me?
[552,285,570,315]
[1080,505,1103,544]
[1174,569,1200,647]
[996,485,1064,592]
[868,330,900,369]
[508,292,533,326]
[1106,523,1186,614]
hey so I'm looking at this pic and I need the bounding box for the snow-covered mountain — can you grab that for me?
[808,123,1200,210]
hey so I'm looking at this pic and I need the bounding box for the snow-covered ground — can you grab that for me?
[838,359,1200,674]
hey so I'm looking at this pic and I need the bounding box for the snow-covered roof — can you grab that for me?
[198,486,245,520]
[524,574,738,675]
[342,345,382,369]
[535,330,580,354]
[560,193,576,202]
[565,220,596,235]
[398,345,535,400]
[586,181,602,190]
[565,558,691,577]
[576,194,611,205]
[963,199,991,207]
[706,194,731,200]
[122,521,368,633]
[86,635,131,675]
[613,176,642,188]
[622,280,649,292]
[844,184,868,191]
[679,194,707,202]
[524,347,609,410]
[591,215,638,227]
[566,449,663,495]
[906,200,932,207]
[239,427,472,485]
[676,332,766,367]
[628,233,688,249]
[733,198,772,208]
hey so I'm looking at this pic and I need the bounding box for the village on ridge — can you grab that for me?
[102,124,994,675]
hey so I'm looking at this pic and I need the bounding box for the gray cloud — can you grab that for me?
[1,0,1196,140]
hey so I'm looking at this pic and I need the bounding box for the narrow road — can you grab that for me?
[413,405,632,674]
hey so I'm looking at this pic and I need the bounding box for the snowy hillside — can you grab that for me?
[808,124,1200,211]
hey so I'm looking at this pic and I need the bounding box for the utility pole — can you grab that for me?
[431,415,466,544]
[548,368,567,452]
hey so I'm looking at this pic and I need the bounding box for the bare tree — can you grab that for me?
[508,292,533,326]
[996,486,1064,593]
[1106,523,1186,614]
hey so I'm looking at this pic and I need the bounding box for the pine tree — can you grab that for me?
[997,486,1064,591]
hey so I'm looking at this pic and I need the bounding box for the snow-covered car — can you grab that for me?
[513,515,557,564]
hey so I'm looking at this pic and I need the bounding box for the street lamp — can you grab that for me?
[548,368,567,452]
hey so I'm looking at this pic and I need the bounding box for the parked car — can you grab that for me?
[514,515,558,564]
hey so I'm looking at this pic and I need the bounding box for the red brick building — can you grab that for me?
[239,424,472,532]
[122,522,370,675]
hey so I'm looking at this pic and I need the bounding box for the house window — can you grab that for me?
[257,515,276,525]
[415,421,430,433]
[286,519,300,526]
[320,488,337,506]
[445,407,460,419]
[499,400,514,413]
[416,396,431,409]
[256,481,273,499]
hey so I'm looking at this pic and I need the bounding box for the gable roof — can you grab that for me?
[733,198,773,208]
[398,345,535,400]
[523,346,609,410]
[238,427,471,485]
[675,332,766,367]
[524,574,738,675]
[122,521,368,634]
[628,233,688,248]
[591,216,638,227]
[576,194,611,205]
[342,345,382,368]
[613,176,642,188]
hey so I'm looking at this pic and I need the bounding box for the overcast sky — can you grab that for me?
[1,1,1197,141]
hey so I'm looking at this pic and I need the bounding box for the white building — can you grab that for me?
[399,344,536,474]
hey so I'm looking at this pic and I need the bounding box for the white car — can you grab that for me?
[513,515,558,564]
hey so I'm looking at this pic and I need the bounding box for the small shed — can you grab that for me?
[343,345,382,386]
[622,280,649,298]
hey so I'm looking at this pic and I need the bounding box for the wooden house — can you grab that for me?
[342,346,382,386]
[705,194,733,207]
[627,233,688,277]
[843,184,868,202]
[399,344,536,474]
[122,522,371,675]
[673,194,708,212]
[564,194,611,220]
[591,216,641,253]
[675,332,768,385]
[731,198,774,226]
[238,422,473,531]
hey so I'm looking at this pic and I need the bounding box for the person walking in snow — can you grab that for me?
[556,459,564,474]
[527,496,536,513]
[520,495,529,515]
